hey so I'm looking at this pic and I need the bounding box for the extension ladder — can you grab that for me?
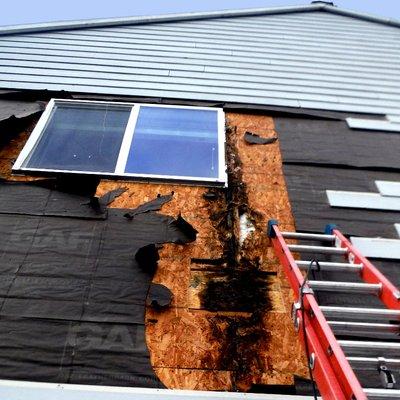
[267,220,400,400]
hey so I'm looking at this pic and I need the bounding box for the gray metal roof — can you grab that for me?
[0,3,400,129]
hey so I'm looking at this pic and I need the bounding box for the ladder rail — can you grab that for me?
[297,303,347,400]
[333,229,400,310]
[268,222,367,400]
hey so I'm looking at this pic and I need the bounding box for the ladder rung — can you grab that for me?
[364,389,400,399]
[339,340,400,357]
[328,320,400,334]
[288,244,347,254]
[320,306,400,321]
[308,281,382,294]
[348,356,400,370]
[297,260,363,272]
[281,232,335,242]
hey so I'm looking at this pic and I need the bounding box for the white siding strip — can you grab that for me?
[3,56,400,92]
[5,35,400,72]
[3,65,400,103]
[350,237,400,259]
[4,46,400,86]
[346,118,400,132]
[326,190,400,212]
[31,31,400,61]
[113,23,400,44]
[395,224,400,237]
[375,181,400,197]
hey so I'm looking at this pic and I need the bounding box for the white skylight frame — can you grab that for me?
[13,99,228,186]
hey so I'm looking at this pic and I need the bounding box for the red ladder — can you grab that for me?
[267,220,400,400]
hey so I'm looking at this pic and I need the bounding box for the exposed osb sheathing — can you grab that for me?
[2,110,307,392]
[95,112,307,391]
[0,122,39,181]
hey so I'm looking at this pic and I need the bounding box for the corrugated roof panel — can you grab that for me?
[1,10,400,124]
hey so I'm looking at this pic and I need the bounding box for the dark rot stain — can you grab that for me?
[201,267,273,313]
[200,123,274,390]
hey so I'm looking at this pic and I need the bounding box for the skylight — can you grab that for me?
[13,99,227,185]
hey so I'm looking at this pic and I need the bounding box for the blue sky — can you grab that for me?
[1,0,400,26]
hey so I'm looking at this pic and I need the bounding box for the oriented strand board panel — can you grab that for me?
[98,111,308,391]
[95,111,307,390]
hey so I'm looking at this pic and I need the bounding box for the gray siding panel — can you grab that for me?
[0,10,400,120]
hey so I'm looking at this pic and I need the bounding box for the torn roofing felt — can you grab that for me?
[283,164,400,238]
[274,117,400,170]
[0,99,44,122]
[0,179,196,387]
[276,114,400,390]
[244,132,277,145]
[124,193,174,218]
[0,98,45,149]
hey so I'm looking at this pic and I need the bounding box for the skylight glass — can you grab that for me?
[125,106,219,179]
[24,102,131,173]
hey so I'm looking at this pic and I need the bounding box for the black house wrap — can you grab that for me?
[0,180,196,387]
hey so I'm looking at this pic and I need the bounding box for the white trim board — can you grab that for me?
[375,180,400,197]
[346,117,400,133]
[0,380,320,400]
[350,237,400,259]
[326,190,400,212]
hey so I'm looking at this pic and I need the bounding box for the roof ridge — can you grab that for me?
[0,3,399,36]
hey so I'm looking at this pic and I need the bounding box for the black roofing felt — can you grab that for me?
[276,115,400,392]
[0,99,44,123]
[0,180,195,387]
[275,118,400,170]
[283,165,400,238]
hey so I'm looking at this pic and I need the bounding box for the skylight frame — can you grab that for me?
[13,99,228,186]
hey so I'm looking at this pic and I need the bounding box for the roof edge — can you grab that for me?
[0,4,322,35]
[0,3,399,36]
[326,6,400,29]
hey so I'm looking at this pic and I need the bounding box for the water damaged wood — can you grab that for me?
[193,122,274,390]
[95,112,308,391]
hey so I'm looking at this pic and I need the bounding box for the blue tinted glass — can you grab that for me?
[125,107,219,179]
[25,104,130,173]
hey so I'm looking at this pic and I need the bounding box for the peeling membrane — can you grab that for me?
[0,180,196,388]
[244,131,278,145]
